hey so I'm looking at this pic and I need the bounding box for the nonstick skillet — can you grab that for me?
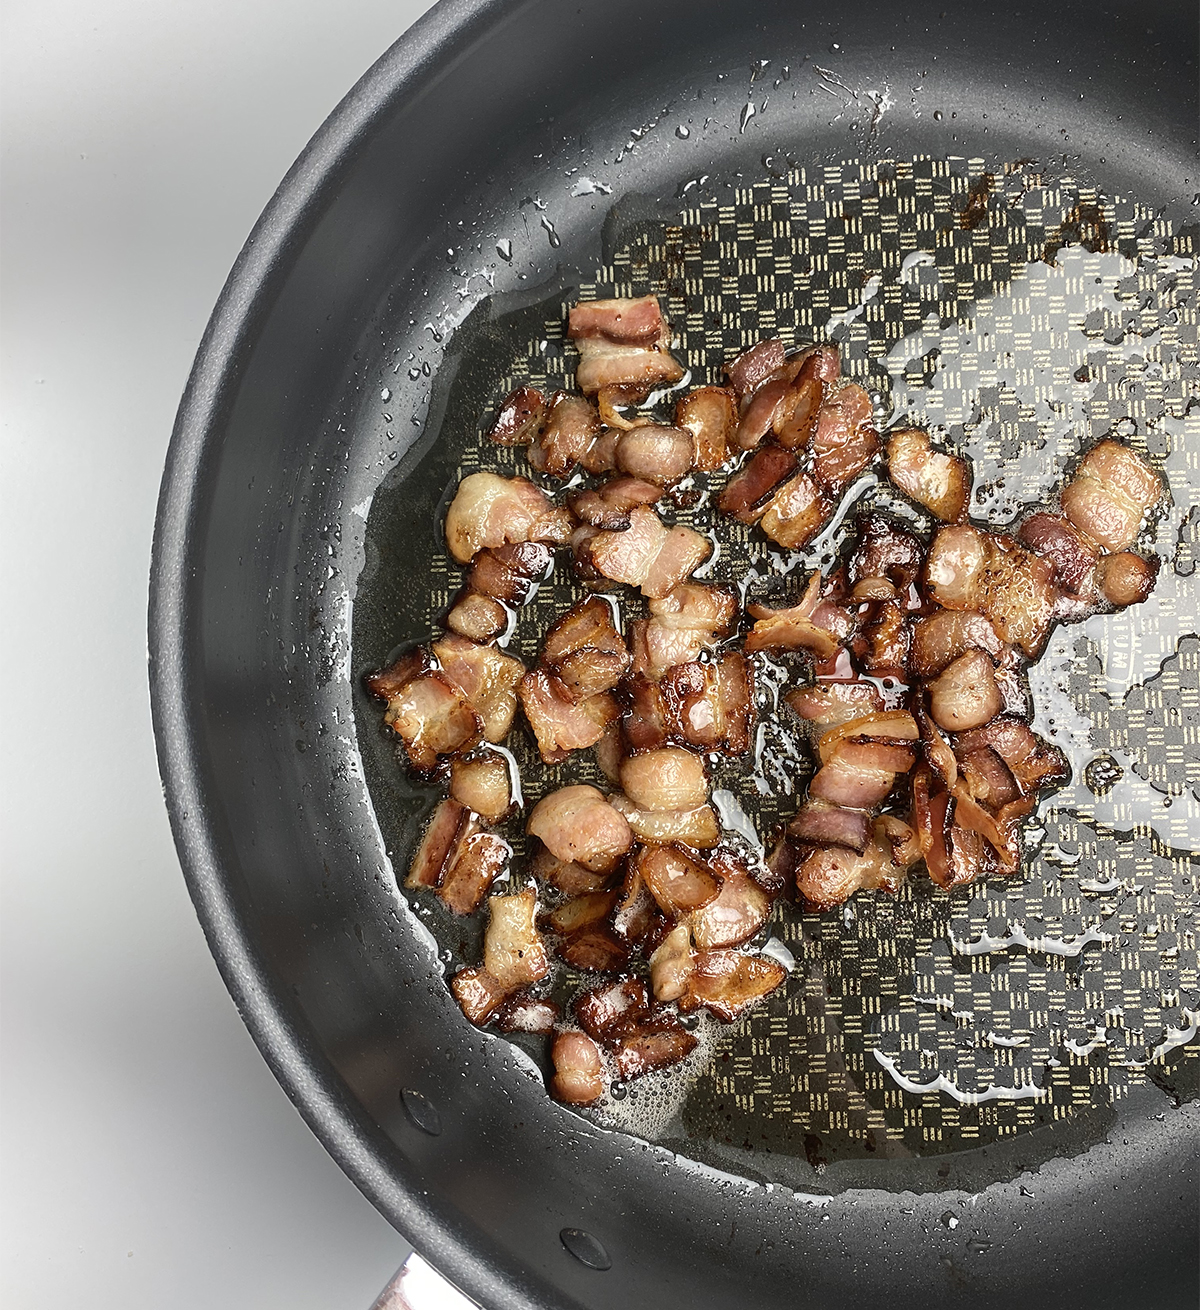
[149,2,1200,1307]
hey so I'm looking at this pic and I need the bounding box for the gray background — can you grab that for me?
[2,1,439,1305]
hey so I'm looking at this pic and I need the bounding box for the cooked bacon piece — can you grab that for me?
[581,505,713,600]
[558,926,630,971]
[579,428,621,472]
[955,743,1020,809]
[546,889,620,936]
[611,1015,698,1080]
[496,995,560,1034]
[718,445,798,521]
[528,391,603,479]
[541,596,630,702]
[773,372,824,449]
[364,647,433,702]
[384,672,482,771]
[928,650,1003,732]
[620,747,708,811]
[659,653,756,755]
[1096,551,1159,607]
[568,296,685,398]
[529,846,613,896]
[925,524,1058,657]
[566,477,661,529]
[449,753,514,823]
[608,794,721,847]
[785,680,885,728]
[643,526,713,600]
[527,784,634,873]
[909,608,1004,678]
[795,822,911,910]
[445,472,573,564]
[680,951,787,1020]
[446,591,509,644]
[616,424,696,485]
[489,385,546,446]
[639,937,689,1016]
[519,671,618,762]
[675,386,738,470]
[816,710,920,761]
[788,801,872,853]
[621,675,672,753]
[550,1030,605,1105]
[1016,512,1098,595]
[853,599,909,676]
[746,580,844,660]
[809,745,913,809]
[725,338,786,397]
[467,540,553,606]
[811,382,879,491]
[635,843,720,915]
[848,513,924,592]
[760,473,831,549]
[886,427,971,521]
[432,635,525,743]
[483,887,549,990]
[954,717,1069,796]
[691,871,771,950]
[736,374,792,450]
[575,978,651,1040]
[610,867,662,945]
[1060,439,1163,552]
[451,965,508,1025]
[407,799,471,889]
[630,583,738,681]
[438,830,510,915]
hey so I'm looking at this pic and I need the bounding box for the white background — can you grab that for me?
[2,2,440,1305]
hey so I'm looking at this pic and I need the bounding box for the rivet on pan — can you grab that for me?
[559,1228,611,1271]
[399,1088,442,1136]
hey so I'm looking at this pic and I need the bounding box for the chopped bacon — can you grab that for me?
[785,680,884,728]
[954,717,1069,797]
[488,385,546,446]
[432,635,525,743]
[580,428,622,473]
[557,927,630,972]
[575,978,651,1041]
[635,843,721,915]
[542,596,630,701]
[467,540,553,606]
[449,753,514,823]
[567,477,661,529]
[928,650,1003,732]
[643,526,713,600]
[885,427,971,521]
[788,800,873,853]
[384,672,482,771]
[496,995,560,1034]
[526,784,634,872]
[1016,512,1098,595]
[736,374,793,450]
[610,867,663,946]
[451,965,508,1025]
[529,846,613,895]
[811,382,879,491]
[816,711,920,762]
[483,887,549,990]
[438,830,510,915]
[546,888,620,936]
[519,670,618,762]
[718,445,798,521]
[795,822,911,910]
[809,745,912,809]
[615,424,697,485]
[725,338,786,397]
[675,386,738,470]
[759,472,832,549]
[527,391,603,479]
[746,583,843,659]
[848,513,924,592]
[608,794,721,847]
[630,583,737,681]
[909,608,1004,678]
[1096,551,1159,607]
[549,1030,605,1105]
[580,505,712,600]
[364,647,433,702]
[649,921,694,1002]
[445,472,573,564]
[680,950,787,1020]
[657,652,755,755]
[445,591,509,644]
[1060,439,1163,551]
[595,719,625,784]
[611,1015,698,1079]
[620,747,709,812]
[690,871,771,950]
[406,799,471,890]
[568,296,685,399]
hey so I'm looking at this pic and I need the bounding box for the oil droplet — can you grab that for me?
[1084,754,1124,794]
[495,238,513,261]
[380,387,391,402]
[540,215,561,248]
[675,124,691,139]
[941,1211,960,1229]
[739,102,757,133]
[933,110,944,122]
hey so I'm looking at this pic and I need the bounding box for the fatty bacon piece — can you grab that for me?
[431,635,525,744]
[675,386,739,470]
[365,649,482,774]
[679,950,787,1021]
[526,391,604,480]
[449,753,514,824]
[792,818,916,912]
[405,798,511,915]
[519,669,619,763]
[567,477,661,530]
[567,296,685,413]
[628,583,738,681]
[745,572,853,660]
[445,540,555,646]
[885,427,971,522]
[527,784,635,873]
[571,977,699,1082]
[445,472,573,564]
[1059,439,1164,553]
[576,505,712,599]
[549,1031,606,1105]
[542,596,631,701]
[621,653,755,756]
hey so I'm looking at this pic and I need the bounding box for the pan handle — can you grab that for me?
[370,1252,480,1310]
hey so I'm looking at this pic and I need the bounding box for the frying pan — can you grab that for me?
[149,1,1200,1306]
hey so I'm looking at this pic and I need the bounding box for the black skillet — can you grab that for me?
[149,2,1199,1306]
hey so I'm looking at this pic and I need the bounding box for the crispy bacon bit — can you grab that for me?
[611,1015,698,1079]
[849,513,924,592]
[438,830,510,915]
[644,526,714,600]
[635,844,720,915]
[608,794,721,848]
[690,871,771,950]
[1060,439,1164,551]
[788,800,872,853]
[364,647,432,702]
[725,338,787,397]
[909,609,1004,678]
[528,391,603,479]
[384,672,482,771]
[816,710,920,762]
[489,385,546,446]
[759,473,831,550]
[568,296,685,399]
[655,653,755,755]
[928,650,1003,732]
[496,995,560,1034]
[567,477,661,530]
[432,635,525,744]
[445,472,573,564]
[620,748,709,811]
[519,671,618,762]
[446,591,509,644]
[676,386,738,470]
[718,445,798,521]
[543,597,630,701]
[575,978,651,1040]
[811,382,879,491]
[630,584,737,681]
[451,965,508,1026]
[1016,512,1098,595]
[785,680,885,728]
[550,1030,605,1105]
[449,753,514,823]
[736,374,792,450]
[616,424,697,485]
[467,540,553,606]
[581,505,712,599]
[527,784,634,873]
[649,922,694,1002]
[886,427,971,521]
[1096,551,1160,608]
[680,951,787,1020]
[483,887,549,990]
[407,798,471,889]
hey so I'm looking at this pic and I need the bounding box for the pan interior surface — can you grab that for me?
[152,2,1200,1307]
